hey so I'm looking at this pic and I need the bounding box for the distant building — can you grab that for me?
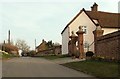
[35,39,61,56]
[2,43,19,55]
[61,3,119,54]
[36,39,48,52]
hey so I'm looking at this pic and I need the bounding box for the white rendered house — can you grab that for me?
[61,3,119,54]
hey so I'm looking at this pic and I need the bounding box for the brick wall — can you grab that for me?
[95,30,120,60]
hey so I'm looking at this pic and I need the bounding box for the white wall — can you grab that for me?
[18,50,22,56]
[69,11,96,53]
[102,28,118,35]
[62,27,70,54]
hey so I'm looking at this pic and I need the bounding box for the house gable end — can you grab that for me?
[68,9,97,34]
[61,8,97,34]
[61,8,85,34]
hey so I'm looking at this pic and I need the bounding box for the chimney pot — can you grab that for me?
[91,3,98,12]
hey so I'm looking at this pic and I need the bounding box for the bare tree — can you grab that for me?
[15,39,30,52]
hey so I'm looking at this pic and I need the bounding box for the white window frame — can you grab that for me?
[81,26,87,34]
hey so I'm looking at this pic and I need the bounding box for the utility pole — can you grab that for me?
[35,39,36,52]
[8,30,10,44]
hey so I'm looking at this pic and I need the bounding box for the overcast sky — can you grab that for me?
[0,0,119,50]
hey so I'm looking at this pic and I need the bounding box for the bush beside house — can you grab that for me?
[86,51,94,60]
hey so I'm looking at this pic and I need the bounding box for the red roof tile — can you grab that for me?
[86,11,120,28]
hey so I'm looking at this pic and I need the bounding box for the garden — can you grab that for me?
[1,50,18,60]
[62,51,119,79]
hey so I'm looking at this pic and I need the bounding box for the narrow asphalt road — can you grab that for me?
[2,57,94,77]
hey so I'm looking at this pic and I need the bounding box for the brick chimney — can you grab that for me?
[91,3,98,12]
[42,39,45,43]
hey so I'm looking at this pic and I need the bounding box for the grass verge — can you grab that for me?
[61,60,119,78]
[2,53,17,60]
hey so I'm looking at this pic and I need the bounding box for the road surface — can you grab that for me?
[2,57,95,77]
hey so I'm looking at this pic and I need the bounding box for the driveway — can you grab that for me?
[2,57,95,77]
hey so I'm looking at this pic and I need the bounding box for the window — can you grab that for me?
[84,29,87,34]
[84,42,89,48]
[81,26,87,34]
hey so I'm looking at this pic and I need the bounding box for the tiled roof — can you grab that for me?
[86,11,120,28]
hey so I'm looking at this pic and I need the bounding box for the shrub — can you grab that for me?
[86,51,94,57]
[28,50,36,57]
